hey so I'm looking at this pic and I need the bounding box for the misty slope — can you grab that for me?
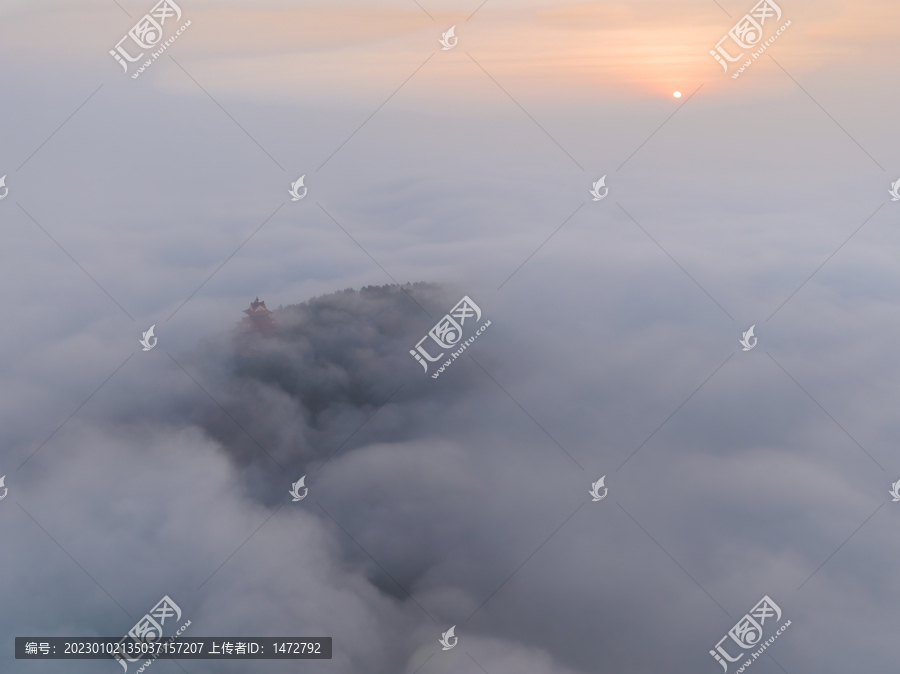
[184,282,473,482]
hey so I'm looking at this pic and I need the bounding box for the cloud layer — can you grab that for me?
[3,1,900,673]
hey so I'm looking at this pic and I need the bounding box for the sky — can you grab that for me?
[1,0,900,673]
